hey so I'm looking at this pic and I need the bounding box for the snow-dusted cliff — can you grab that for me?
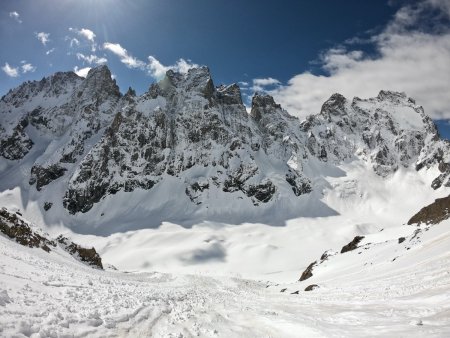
[0,65,449,233]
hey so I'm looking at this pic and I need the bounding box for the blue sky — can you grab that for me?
[1,0,450,128]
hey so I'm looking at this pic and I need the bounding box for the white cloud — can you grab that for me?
[21,63,36,74]
[428,0,450,17]
[102,42,199,78]
[79,28,96,42]
[147,56,198,79]
[174,58,199,74]
[147,56,169,78]
[76,53,107,65]
[253,77,281,86]
[46,48,55,55]
[69,27,95,41]
[2,63,19,77]
[35,32,50,46]
[69,38,80,48]
[9,11,22,24]
[251,77,281,92]
[103,42,146,69]
[269,0,450,120]
[69,28,96,51]
[74,66,91,78]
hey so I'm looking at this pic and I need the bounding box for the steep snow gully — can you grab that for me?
[1,65,450,337]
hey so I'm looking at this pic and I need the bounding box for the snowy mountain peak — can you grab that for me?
[1,70,81,108]
[80,65,121,101]
[319,93,348,118]
[0,66,449,231]
[86,64,110,77]
[377,90,408,103]
[216,83,243,105]
[148,66,214,101]
[250,93,283,122]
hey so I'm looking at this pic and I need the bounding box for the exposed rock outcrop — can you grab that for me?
[0,208,55,252]
[408,195,450,225]
[29,164,67,191]
[304,284,319,292]
[0,65,448,220]
[341,236,365,253]
[57,235,103,269]
[0,207,103,269]
[299,262,317,281]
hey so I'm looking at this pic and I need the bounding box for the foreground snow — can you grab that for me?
[1,143,449,337]
[1,218,450,337]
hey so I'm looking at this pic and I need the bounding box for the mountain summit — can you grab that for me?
[0,65,449,233]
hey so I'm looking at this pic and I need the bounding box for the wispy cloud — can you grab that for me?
[103,42,146,69]
[76,53,107,65]
[69,28,96,51]
[46,48,55,55]
[147,56,167,78]
[78,28,95,42]
[74,66,91,78]
[69,38,80,48]
[102,42,198,78]
[9,11,22,24]
[1,63,19,77]
[251,77,281,92]
[21,62,36,74]
[35,32,50,46]
[147,56,198,79]
[270,0,450,120]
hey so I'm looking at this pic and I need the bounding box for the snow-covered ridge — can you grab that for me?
[0,207,103,268]
[291,201,450,298]
[0,65,449,232]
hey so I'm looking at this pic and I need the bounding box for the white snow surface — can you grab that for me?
[1,160,450,336]
[1,217,450,337]
[1,66,450,336]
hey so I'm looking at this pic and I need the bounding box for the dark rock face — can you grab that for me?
[299,261,317,281]
[216,84,243,105]
[304,284,319,292]
[341,236,365,253]
[0,207,103,269]
[1,64,448,219]
[245,180,276,204]
[43,202,53,211]
[57,236,103,269]
[319,250,337,261]
[250,94,282,122]
[377,90,407,103]
[286,170,312,196]
[0,208,55,252]
[0,119,33,160]
[408,195,450,225]
[185,180,210,204]
[320,93,347,118]
[431,161,450,189]
[62,70,309,214]
[30,164,67,191]
[398,237,406,244]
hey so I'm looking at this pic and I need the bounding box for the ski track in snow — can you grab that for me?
[1,220,450,338]
[1,67,450,337]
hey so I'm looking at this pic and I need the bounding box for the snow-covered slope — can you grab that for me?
[0,65,449,234]
[1,212,449,337]
[0,207,103,269]
[1,65,450,336]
